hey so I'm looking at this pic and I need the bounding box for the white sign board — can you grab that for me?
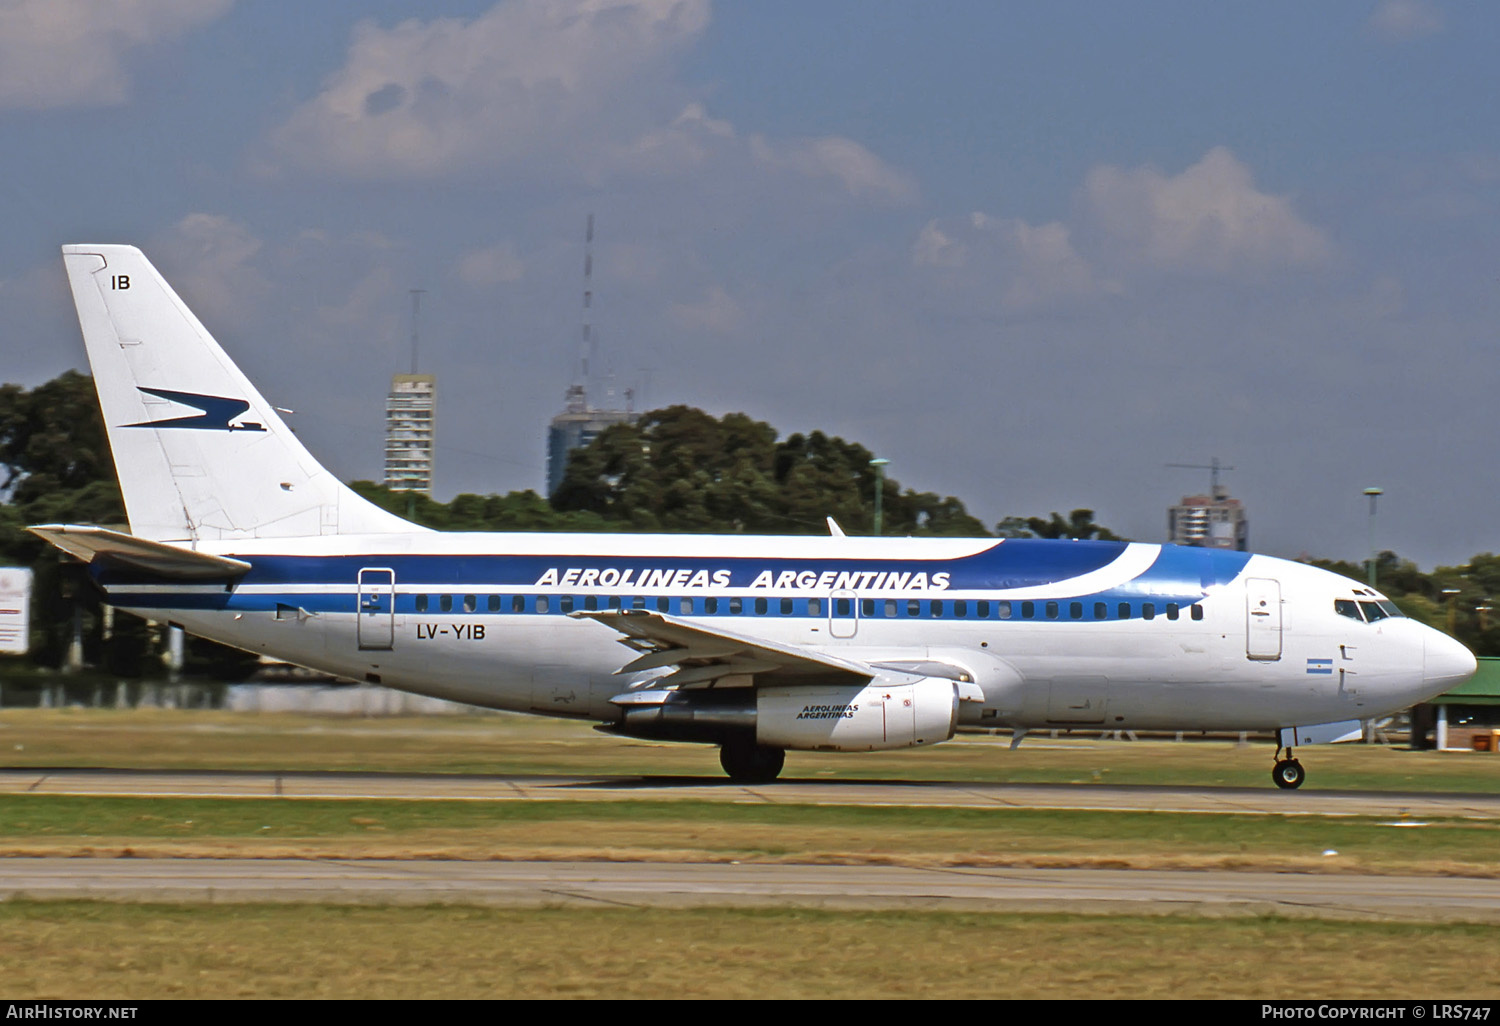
[0,568,33,655]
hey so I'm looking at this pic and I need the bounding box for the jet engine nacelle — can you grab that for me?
[755,677,959,752]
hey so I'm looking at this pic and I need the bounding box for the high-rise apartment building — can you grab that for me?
[1168,487,1248,550]
[546,383,634,497]
[384,373,436,495]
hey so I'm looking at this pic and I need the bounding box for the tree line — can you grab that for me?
[2,372,1496,676]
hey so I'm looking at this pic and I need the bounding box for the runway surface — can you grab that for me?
[3,767,1499,818]
[4,857,1499,921]
[5,770,1500,919]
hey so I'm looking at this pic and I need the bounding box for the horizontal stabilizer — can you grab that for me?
[28,524,251,580]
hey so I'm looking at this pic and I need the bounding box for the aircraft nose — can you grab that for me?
[1425,630,1478,689]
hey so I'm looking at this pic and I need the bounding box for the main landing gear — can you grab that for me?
[1272,742,1305,790]
[719,739,786,783]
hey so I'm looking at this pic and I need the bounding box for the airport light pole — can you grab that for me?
[1363,487,1383,587]
[870,458,890,536]
[1442,588,1462,636]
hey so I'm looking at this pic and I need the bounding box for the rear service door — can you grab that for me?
[357,567,395,651]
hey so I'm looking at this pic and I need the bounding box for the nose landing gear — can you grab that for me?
[1272,742,1305,789]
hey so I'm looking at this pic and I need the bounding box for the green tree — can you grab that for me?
[552,407,989,536]
[1013,509,1124,541]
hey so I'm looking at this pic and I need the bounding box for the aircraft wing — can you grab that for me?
[571,608,875,689]
[27,524,252,580]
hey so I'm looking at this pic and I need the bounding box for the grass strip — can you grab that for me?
[3,795,1498,875]
[4,709,1499,791]
[1,902,1496,999]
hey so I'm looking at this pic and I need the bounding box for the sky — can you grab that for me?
[2,0,1497,569]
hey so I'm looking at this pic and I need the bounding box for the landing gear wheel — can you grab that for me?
[1272,759,1305,790]
[719,741,785,783]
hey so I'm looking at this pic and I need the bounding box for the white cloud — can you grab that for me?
[913,211,1100,311]
[265,1,916,205]
[457,243,526,286]
[149,213,268,326]
[1082,146,1333,274]
[268,0,709,179]
[912,221,965,269]
[1367,0,1445,41]
[750,134,919,204]
[0,0,231,109]
[669,284,743,333]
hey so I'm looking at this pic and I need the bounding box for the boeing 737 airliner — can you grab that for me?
[30,245,1477,787]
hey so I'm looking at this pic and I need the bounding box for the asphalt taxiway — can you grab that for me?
[3,858,1498,921]
[3,767,1499,818]
[6,770,1500,919]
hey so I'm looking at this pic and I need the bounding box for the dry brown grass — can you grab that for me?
[2,902,1496,999]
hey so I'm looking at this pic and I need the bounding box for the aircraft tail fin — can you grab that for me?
[61,245,422,542]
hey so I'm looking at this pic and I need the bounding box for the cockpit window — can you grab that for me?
[1335,599,1363,621]
[1376,600,1405,619]
[1359,601,1389,623]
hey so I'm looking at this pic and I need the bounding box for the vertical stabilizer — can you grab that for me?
[62,245,422,542]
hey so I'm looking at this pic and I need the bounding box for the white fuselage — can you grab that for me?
[93,532,1473,736]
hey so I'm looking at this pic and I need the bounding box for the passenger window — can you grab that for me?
[977,601,990,618]
[931,601,943,618]
[536,596,550,614]
[680,598,693,615]
[998,601,1012,620]
[1069,602,1082,619]
[808,598,822,616]
[729,597,743,614]
[755,597,768,615]
[440,594,453,613]
[835,598,850,617]
[861,599,875,617]
[511,595,524,613]
[1118,603,1130,619]
[631,596,646,610]
[706,597,719,614]
[608,595,622,610]
[463,594,477,613]
[415,594,428,613]
[884,600,897,617]
[1094,602,1106,619]
[907,600,920,617]
[781,598,793,615]
[1335,600,1362,621]
[1143,603,1155,620]
[585,596,598,611]
[1191,604,1204,621]
[955,600,968,617]
[487,595,500,612]
[1045,601,1059,620]
[1166,603,1179,621]
[658,597,670,613]
[560,596,574,613]
[1021,601,1034,619]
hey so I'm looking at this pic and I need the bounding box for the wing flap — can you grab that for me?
[572,608,874,689]
[28,524,251,580]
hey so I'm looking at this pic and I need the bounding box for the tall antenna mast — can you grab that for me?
[408,288,427,375]
[579,213,594,389]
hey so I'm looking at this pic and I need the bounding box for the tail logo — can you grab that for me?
[124,387,266,432]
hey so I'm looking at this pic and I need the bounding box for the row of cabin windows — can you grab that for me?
[406,593,1205,621]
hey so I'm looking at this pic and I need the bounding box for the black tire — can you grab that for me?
[1272,759,1305,790]
[719,740,785,783]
